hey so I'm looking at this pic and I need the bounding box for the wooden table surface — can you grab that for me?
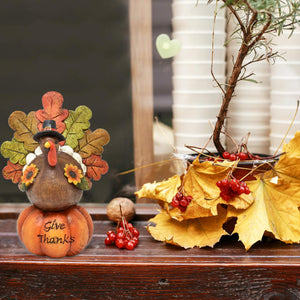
[1,203,300,299]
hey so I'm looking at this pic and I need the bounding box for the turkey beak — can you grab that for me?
[44,140,57,167]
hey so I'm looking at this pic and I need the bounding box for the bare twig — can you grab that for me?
[238,72,256,82]
[249,13,272,49]
[224,1,247,37]
[241,52,276,69]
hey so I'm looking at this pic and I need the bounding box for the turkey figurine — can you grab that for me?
[1,91,110,212]
[23,120,87,211]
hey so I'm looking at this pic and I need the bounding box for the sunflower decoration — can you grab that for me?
[0,91,110,192]
[21,164,39,187]
[64,164,83,186]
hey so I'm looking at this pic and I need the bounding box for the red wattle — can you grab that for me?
[47,141,57,167]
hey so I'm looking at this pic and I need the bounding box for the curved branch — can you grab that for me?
[249,13,272,48]
[225,1,247,37]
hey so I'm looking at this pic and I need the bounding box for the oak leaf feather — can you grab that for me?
[8,111,39,152]
[83,154,109,181]
[76,128,110,158]
[2,161,23,183]
[35,91,69,133]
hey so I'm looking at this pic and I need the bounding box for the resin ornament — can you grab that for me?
[156,34,181,59]
[1,91,110,257]
[17,205,93,258]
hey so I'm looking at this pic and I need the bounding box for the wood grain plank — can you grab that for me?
[129,0,154,192]
[2,206,300,299]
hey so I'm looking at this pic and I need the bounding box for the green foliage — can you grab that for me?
[75,176,91,190]
[63,105,92,149]
[1,139,29,165]
[211,0,299,153]
[222,0,300,38]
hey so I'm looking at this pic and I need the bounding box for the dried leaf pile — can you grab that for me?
[136,132,300,250]
[1,91,109,189]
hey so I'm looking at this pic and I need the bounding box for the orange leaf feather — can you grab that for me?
[35,91,69,133]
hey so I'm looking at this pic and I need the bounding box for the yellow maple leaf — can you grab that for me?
[135,175,181,204]
[168,201,212,222]
[228,176,300,250]
[275,131,300,182]
[147,207,228,249]
[136,159,254,220]
[282,130,300,157]
[183,159,254,215]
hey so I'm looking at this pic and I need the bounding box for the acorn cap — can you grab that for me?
[34,120,65,142]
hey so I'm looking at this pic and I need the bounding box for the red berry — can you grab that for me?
[186,195,193,203]
[222,151,230,159]
[220,191,231,201]
[229,179,240,192]
[132,236,139,245]
[105,237,113,245]
[108,232,116,242]
[180,205,187,212]
[220,179,228,186]
[119,220,128,228]
[117,227,124,234]
[238,186,245,194]
[132,228,140,237]
[240,181,247,187]
[238,152,248,160]
[229,153,237,161]
[216,180,222,188]
[171,197,179,207]
[116,232,124,239]
[180,198,188,207]
[115,238,126,249]
[106,230,114,236]
[126,241,135,250]
[244,186,251,194]
[176,192,183,200]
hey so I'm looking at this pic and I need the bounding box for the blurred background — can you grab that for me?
[0,0,173,203]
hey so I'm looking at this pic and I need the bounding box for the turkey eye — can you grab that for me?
[44,141,51,148]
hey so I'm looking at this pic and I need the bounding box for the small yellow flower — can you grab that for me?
[21,164,39,186]
[64,164,83,185]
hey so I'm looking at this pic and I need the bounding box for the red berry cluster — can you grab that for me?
[171,192,193,212]
[204,156,223,162]
[216,178,250,201]
[105,220,140,250]
[222,151,249,161]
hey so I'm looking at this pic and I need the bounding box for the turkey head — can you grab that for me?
[41,136,59,167]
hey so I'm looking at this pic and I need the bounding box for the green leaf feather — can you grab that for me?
[63,105,92,149]
[1,139,29,165]
[76,176,91,190]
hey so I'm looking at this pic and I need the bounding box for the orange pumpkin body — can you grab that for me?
[17,205,93,258]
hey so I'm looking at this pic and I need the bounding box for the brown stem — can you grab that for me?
[225,2,246,37]
[213,41,250,154]
[213,8,272,155]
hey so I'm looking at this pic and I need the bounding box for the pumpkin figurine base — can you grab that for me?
[17,205,93,258]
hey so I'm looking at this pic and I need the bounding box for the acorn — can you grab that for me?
[106,197,136,222]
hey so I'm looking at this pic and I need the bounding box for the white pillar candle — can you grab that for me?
[171,0,227,154]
